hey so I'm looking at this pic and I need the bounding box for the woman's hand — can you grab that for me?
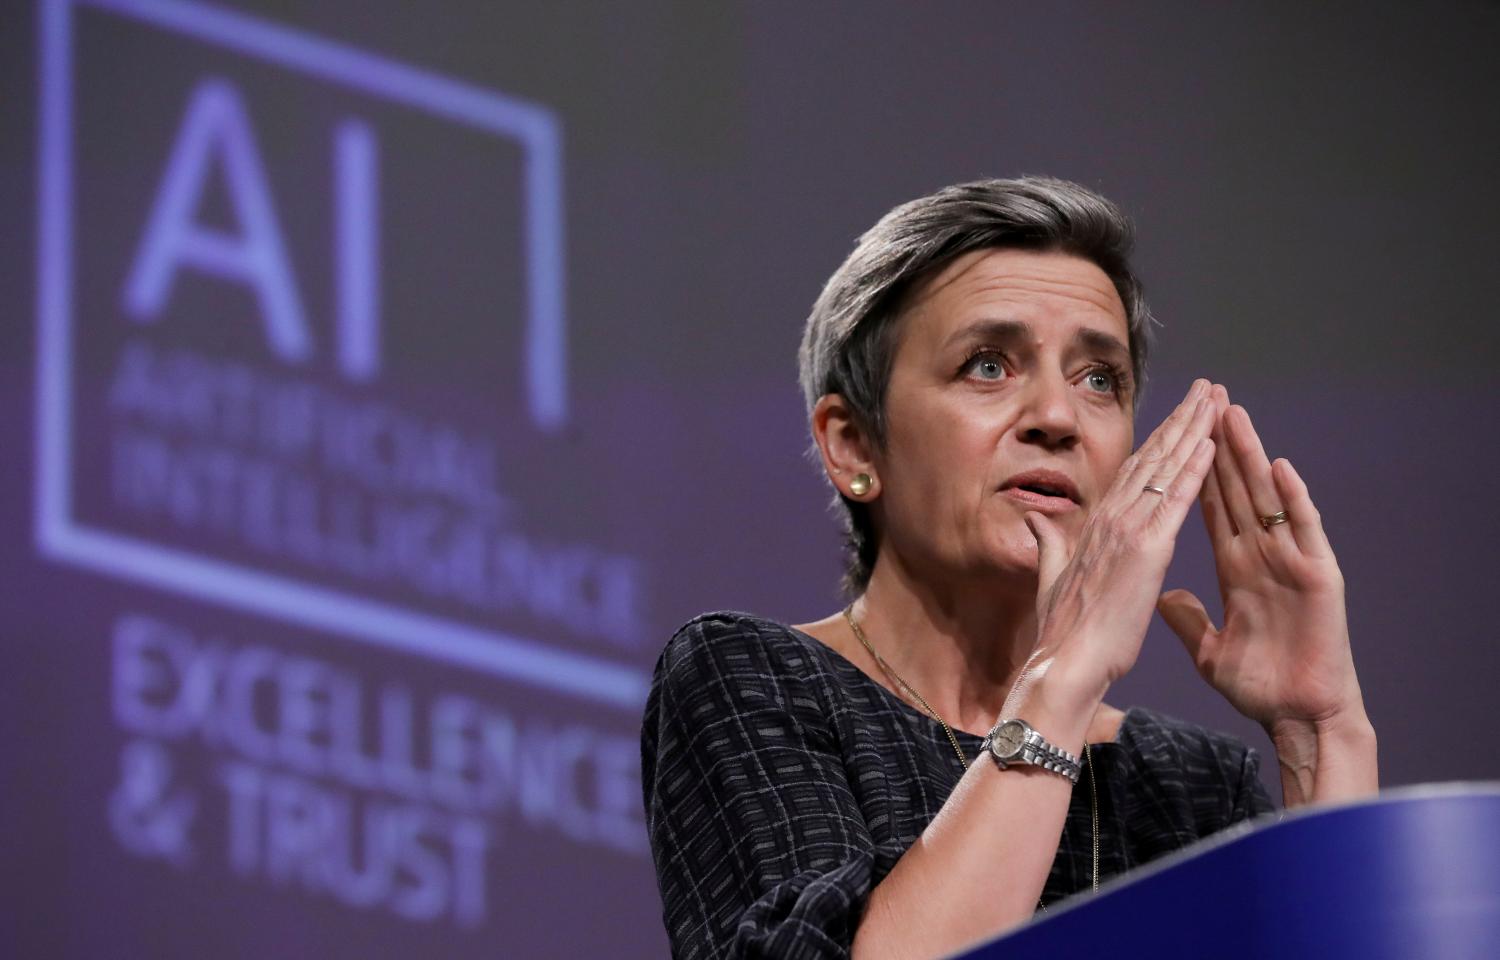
[1157,387,1376,804]
[1019,379,1218,708]
[1158,388,1364,727]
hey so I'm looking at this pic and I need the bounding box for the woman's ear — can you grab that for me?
[811,394,881,500]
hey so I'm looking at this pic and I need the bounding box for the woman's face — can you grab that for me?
[871,248,1136,582]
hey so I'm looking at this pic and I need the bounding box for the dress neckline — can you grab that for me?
[783,619,1139,746]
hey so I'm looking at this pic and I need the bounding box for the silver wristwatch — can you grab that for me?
[980,718,1081,784]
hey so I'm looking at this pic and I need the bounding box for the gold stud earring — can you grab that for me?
[849,473,873,497]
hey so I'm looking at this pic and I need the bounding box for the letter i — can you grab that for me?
[335,119,380,382]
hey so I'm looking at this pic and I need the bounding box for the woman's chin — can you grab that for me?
[980,537,1045,581]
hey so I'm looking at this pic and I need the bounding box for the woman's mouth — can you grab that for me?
[998,486,1081,514]
[998,470,1083,514]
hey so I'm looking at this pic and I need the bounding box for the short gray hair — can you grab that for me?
[797,176,1156,595]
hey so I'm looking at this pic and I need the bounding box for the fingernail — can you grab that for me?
[1027,515,1049,544]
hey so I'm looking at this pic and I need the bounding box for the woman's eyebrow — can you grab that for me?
[1071,327,1131,365]
[941,318,1031,352]
[941,319,1128,365]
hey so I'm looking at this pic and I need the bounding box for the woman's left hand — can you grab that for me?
[1156,386,1366,734]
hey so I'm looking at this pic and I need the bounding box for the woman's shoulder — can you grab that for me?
[1123,705,1254,753]
[642,612,851,763]
[1115,706,1277,830]
[1118,705,1264,782]
[669,609,807,645]
[663,609,820,654]
[651,610,840,695]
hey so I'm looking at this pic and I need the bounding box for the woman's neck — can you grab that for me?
[850,554,1041,736]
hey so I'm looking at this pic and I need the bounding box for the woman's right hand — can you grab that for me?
[1016,378,1219,709]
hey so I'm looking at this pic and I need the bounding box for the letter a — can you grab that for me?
[122,78,311,363]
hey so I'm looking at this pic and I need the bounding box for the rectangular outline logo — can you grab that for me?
[35,0,649,709]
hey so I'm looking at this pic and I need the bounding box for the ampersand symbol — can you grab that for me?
[108,739,196,868]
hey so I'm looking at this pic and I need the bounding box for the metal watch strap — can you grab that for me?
[980,718,1082,784]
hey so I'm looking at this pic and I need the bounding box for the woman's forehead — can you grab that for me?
[900,248,1129,346]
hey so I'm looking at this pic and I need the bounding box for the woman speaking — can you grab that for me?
[640,177,1378,959]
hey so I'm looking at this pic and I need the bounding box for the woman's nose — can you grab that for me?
[1015,373,1080,449]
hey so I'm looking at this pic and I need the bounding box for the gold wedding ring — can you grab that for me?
[1142,484,1167,495]
[1259,510,1289,528]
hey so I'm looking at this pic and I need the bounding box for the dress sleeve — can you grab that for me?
[640,615,875,960]
[1231,745,1277,821]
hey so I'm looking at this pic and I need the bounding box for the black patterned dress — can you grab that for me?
[640,612,1276,960]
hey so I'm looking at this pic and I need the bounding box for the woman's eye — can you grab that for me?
[1084,369,1117,394]
[966,354,1006,381]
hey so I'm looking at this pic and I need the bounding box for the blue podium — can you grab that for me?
[959,784,1500,959]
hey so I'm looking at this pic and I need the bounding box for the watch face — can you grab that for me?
[992,720,1026,758]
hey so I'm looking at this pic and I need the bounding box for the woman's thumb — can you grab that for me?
[1024,512,1067,594]
[1157,589,1218,666]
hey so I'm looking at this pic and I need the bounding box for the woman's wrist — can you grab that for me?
[999,659,1105,753]
[1265,706,1378,808]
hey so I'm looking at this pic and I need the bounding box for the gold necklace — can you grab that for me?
[842,604,1100,900]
